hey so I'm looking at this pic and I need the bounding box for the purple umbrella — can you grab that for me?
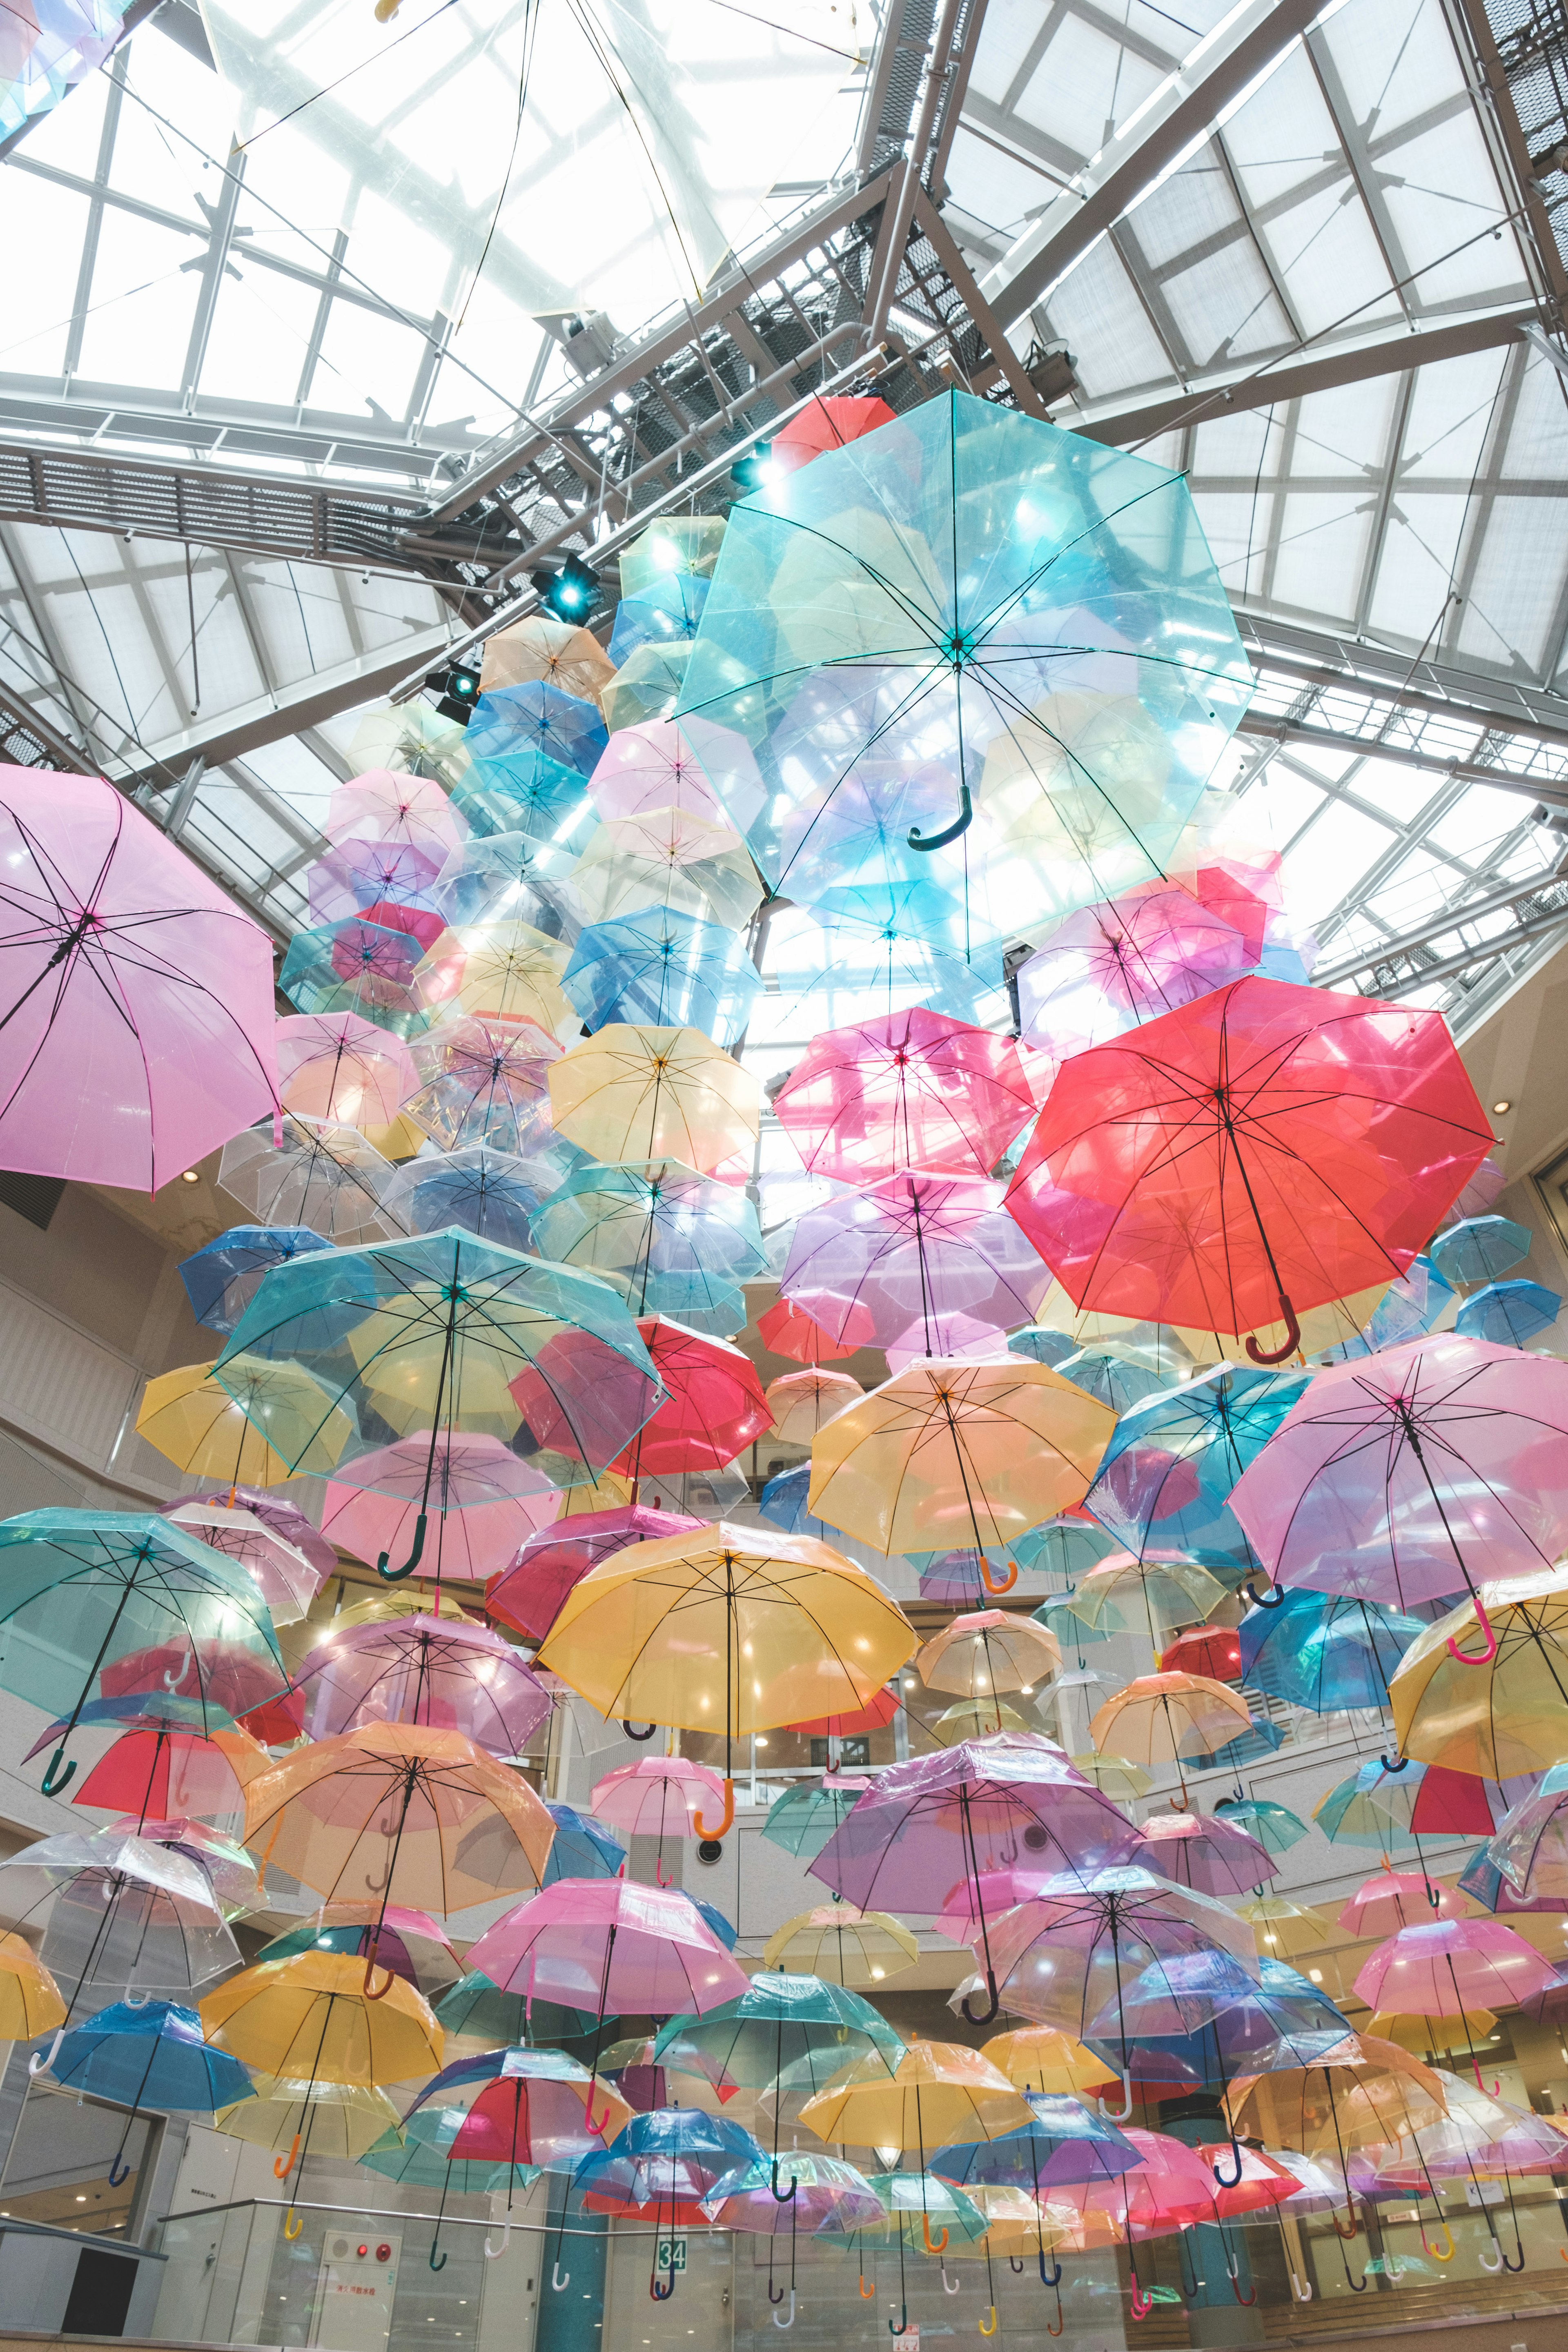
[292,1613,553,1757]
[1131,1810,1277,1898]
[1017,886,1255,1060]
[809,1732,1138,2026]
[158,1487,336,1582]
[780,1172,1052,1353]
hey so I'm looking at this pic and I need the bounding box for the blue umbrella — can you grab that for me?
[1085,1363,1310,1588]
[179,1226,336,1334]
[608,574,709,664]
[770,890,1011,1032]
[758,1463,841,1541]
[571,2108,762,2206]
[452,748,595,845]
[1456,1279,1561,1345]
[1007,1327,1079,1368]
[1239,1589,1422,1713]
[1084,1956,1350,2094]
[1055,1348,1171,1414]
[1012,1517,1119,1578]
[1205,1715,1283,1771]
[542,1802,626,1884]
[1430,1215,1531,1286]
[361,2107,531,2195]
[932,2091,1141,2189]
[1032,1590,1120,1647]
[562,906,764,1044]
[434,1970,603,2051]
[431,832,581,941]
[531,1158,766,1335]
[1212,1797,1306,1854]
[762,1777,862,1864]
[381,1147,557,1255]
[1318,1254,1452,1362]
[468,681,608,778]
[688,1898,738,1952]
[278,915,428,1037]
[51,2000,252,2180]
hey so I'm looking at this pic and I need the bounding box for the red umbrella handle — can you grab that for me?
[1446,1597,1498,1668]
[1245,1293,1301,1365]
[694,1780,734,1839]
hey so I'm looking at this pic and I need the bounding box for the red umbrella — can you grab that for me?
[488,1504,704,1643]
[773,1008,1038,1182]
[771,393,895,474]
[1160,1626,1241,1682]
[789,1687,899,1737]
[1006,976,1492,1361]
[755,1297,867,1365]
[1408,1763,1503,1837]
[69,1727,267,1822]
[612,1318,772,1479]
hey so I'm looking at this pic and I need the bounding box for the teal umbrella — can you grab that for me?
[1212,1797,1307,1855]
[761,1777,863,1864]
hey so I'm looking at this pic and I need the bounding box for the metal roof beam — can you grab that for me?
[1236,709,1568,808]
[1316,860,1568,983]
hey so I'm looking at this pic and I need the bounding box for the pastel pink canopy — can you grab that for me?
[466,1878,749,2017]
[774,1007,1039,1183]
[1352,1918,1561,2013]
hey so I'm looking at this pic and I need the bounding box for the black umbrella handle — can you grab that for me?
[960,1970,1000,2027]
[908,786,972,852]
[378,1512,427,1581]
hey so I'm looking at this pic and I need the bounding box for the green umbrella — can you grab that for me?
[761,1776,863,1864]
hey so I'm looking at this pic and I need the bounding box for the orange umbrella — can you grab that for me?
[1089,1672,1251,1774]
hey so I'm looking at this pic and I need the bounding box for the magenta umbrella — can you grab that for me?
[1132,1811,1277,1900]
[1016,886,1254,1060]
[274,1010,416,1129]
[1352,1918,1560,2018]
[292,1613,554,1757]
[160,1501,324,1624]
[486,1504,705,1642]
[320,1433,561,1581]
[780,1172,1052,1353]
[1229,1335,1568,1651]
[324,770,467,862]
[0,771,278,1187]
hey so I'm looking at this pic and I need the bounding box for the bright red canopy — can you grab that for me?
[771,394,895,474]
[756,1296,867,1365]
[613,1318,773,1479]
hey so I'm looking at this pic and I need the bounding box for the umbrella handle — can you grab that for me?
[772,2290,797,2330]
[107,2151,132,2189]
[889,2305,909,2336]
[650,2274,675,2301]
[28,2028,65,2078]
[770,2160,797,2205]
[921,2216,948,2256]
[1226,2258,1255,2307]
[1245,1293,1300,1365]
[363,1947,396,2002]
[694,1780,734,1839]
[551,2264,570,2292]
[980,1559,1018,1595]
[979,2307,998,2335]
[1100,2069,1134,2124]
[1446,1597,1498,1668]
[428,2245,448,2274]
[273,2135,301,2182]
[1038,2252,1062,2288]
[377,1512,428,1581]
[1046,2284,1065,2336]
[1129,2282,1152,2321]
[655,1857,674,1889]
[1290,2272,1312,2303]
[859,2276,875,2301]
[621,1722,659,1742]
[960,1971,1001,2027]
[484,2221,511,2261]
[941,2264,960,2294]
[1422,2221,1454,2261]
[39,1748,76,1798]
[1212,2138,1245,2188]
[1479,2236,1503,2273]
[908,783,972,852]
[1332,2209,1358,2239]
[1472,2056,1501,2096]
[1501,2236,1526,2274]
[1008,2258,1025,2275]
[284,2212,303,2241]
[584,2090,616,2136]
[1242,1580,1285,1610]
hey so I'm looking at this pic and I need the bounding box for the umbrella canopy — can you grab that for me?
[160,1501,323,1624]
[1224,2034,1448,2158]
[487,1503,704,1643]
[1212,1797,1307,1855]
[1237,1896,1333,1958]
[68,1725,267,1824]
[613,1318,772,1478]
[1084,1363,1309,1581]
[1239,1589,1424,1713]
[178,1226,337,1337]
[1016,885,1256,1059]
[0,1826,240,2005]
[479,617,614,704]
[587,719,727,822]
[274,1011,415,1130]
[217,1112,401,1242]
[773,1009,1038,1183]
[532,1158,764,1336]
[258,1907,459,2002]
[1390,1566,1568,1777]
[1160,1627,1241,1680]
[243,1722,555,1918]
[781,1171,1052,1354]
[1038,2125,1225,2245]
[292,1614,553,1757]
[764,1369,862,1444]
[982,2029,1118,2098]
[799,2038,1032,2154]
[589,1756,727,1845]
[0,1931,65,2041]
[761,1907,919,1987]
[278,916,429,1038]
[561,906,762,1045]
[1089,1673,1252,1764]
[1482,1763,1568,1900]
[755,1297,861,1365]
[572,2108,763,2214]
[1430,1216,1531,1287]
[1312,1756,1505,1848]
[381,1144,559,1255]
[566,807,761,933]
[1372,2073,1568,2187]
[1339,1873,1470,1938]
[465,1878,749,2018]
[200,1949,443,2083]
[762,1775,863,1863]
[214,2075,401,2161]
[414,921,575,1034]
[1132,1811,1276,1898]
[137,1357,356,1490]
[1457,1280,1563,1346]
[1066,1554,1230,1646]
[326,770,467,860]
[714,2152,884,2236]
[1005,977,1491,1350]
[320,1433,560,1583]
[0,771,278,1188]
[547,1024,760,1173]
[49,1998,252,2111]
[1230,1335,1568,1614]
[653,1971,900,2096]
[400,1012,564,1157]
[861,2169,992,2251]
[808,1357,1114,1560]
[916,1610,1062,1697]
[770,393,896,471]
[1087,1954,1349,2090]
[404,2045,632,2170]
[1352,1918,1560,2014]
[932,2090,1141,2191]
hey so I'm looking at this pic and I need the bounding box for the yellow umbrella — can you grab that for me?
[1236,1895,1332,1958]
[0,1931,65,2042]
[1390,1565,1568,1778]
[555,1470,633,1518]
[548,1024,760,1174]
[800,2039,1031,2158]
[213,2074,403,2160]
[1065,1555,1230,1646]
[940,2183,1062,2258]
[416,921,575,1030]
[567,807,763,932]
[1089,1671,1250,1768]
[281,1585,471,1674]
[808,1358,1114,1557]
[538,1523,915,1833]
[480,612,616,704]
[917,1608,1061,1698]
[931,1698,1033,1744]
[763,1904,918,1987]
[138,1358,354,1486]
[1069,1753,1151,1800]
[200,1951,443,2084]
[764,1369,863,1444]
[1367,2008,1497,2058]
[243,1722,554,1919]
[347,1290,522,1438]
[982,2027,1117,2098]
[1225,2034,1448,2161]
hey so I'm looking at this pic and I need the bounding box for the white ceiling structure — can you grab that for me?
[1,0,1568,1032]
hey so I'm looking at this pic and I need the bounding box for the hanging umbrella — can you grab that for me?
[1339,1874,1470,1938]
[1013,1514,1120,1577]
[0,771,278,1187]
[258,1907,460,2001]
[214,1228,663,1575]
[178,1227,338,1337]
[218,1112,401,1242]
[1051,1346,1169,1415]
[482,611,614,702]
[1430,1216,1532,1287]
[381,1145,558,1254]
[48,1997,252,2116]
[0,1510,288,1796]
[932,1699,1034,1744]
[537,1524,915,1832]
[761,1905,918,1987]
[1223,2035,1448,2168]
[305,835,445,934]
[278,916,430,1038]
[611,1319,772,1479]
[653,1972,900,2118]
[1239,1589,1424,1712]
[772,1009,1038,1183]
[1319,1252,1456,1364]
[1066,1554,1230,1649]
[589,1757,728,1873]
[200,1949,443,2082]
[242,1722,555,1931]
[0,1827,240,2034]
[414,921,575,1033]
[1365,2008,1498,2056]
[1132,1811,1276,1898]
[326,770,467,862]
[570,2107,762,2218]
[159,1500,323,1623]
[466,675,606,774]
[1354,1918,1561,2018]
[430,829,579,940]
[1005,976,1491,1356]
[982,2029,1118,2098]
[1016,886,1256,1059]
[1457,1280,1562,1345]
[1481,1763,1568,1902]
[561,906,762,1045]
[764,1370,862,1444]
[1213,1797,1307,1854]
[290,1613,552,1757]
[755,1298,861,1366]
[1084,1363,1309,1582]
[763,1777,864,1864]
[487,1503,704,1643]
[0,1931,65,2041]
[358,2107,521,2194]
[531,1158,766,1336]
[174,1486,336,1585]
[771,393,896,472]
[808,1357,1114,1568]
[1069,1753,1152,1800]
[917,1610,1062,1702]
[540,1802,626,1887]
[400,1012,565,1157]
[137,1357,356,1491]
[861,2167,992,2255]
[1389,1566,1568,1773]
[433,1969,599,2057]
[547,1024,760,1174]
[588,718,727,822]
[1089,1673,1252,1769]
[1236,1896,1332,1958]
[274,1011,416,1131]
[214,2074,401,2162]
[66,1724,267,1824]
[1085,1955,1350,2093]
[319,1433,560,1583]
[781,1171,1051,1354]
[1160,1626,1241,1679]
[932,2090,1142,2194]
[566,808,762,934]
[403,2045,632,2172]
[934,1869,1054,1944]
[800,2040,1031,2158]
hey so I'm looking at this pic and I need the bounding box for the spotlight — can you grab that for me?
[1492,1100,1512,1115]
[424,664,481,726]
[530,555,601,623]
[180,1169,201,1185]
[731,441,774,494]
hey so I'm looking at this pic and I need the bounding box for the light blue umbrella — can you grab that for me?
[1055,1347,1170,1414]
[1212,1797,1307,1854]
[278,915,428,1037]
[1085,1363,1309,1587]
[1456,1279,1561,1345]
[1238,1589,1423,1713]
[1007,1327,1080,1368]
[757,1462,841,1541]
[431,831,581,940]
[381,1147,558,1255]
[562,905,763,1043]
[178,1226,335,1334]
[541,1802,626,1885]
[1012,1517,1118,1577]
[769,891,1011,1030]
[762,1777,862,1863]
[530,1158,766,1334]
[1318,1254,1452,1362]
[608,573,709,663]
[1430,1214,1531,1287]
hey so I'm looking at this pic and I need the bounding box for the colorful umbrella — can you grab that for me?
[0,1931,65,2042]
[800,2039,1031,2154]
[982,2029,1118,2098]
[400,1011,564,1156]
[762,1775,863,1863]
[278,915,430,1038]
[214,2074,401,2162]
[781,1170,1051,1353]
[764,1369,862,1443]
[160,1499,324,1623]
[404,2045,632,2172]
[547,1023,760,1173]
[217,1111,401,1241]
[1066,1554,1231,1651]
[770,392,895,471]
[291,1613,552,1757]
[1212,1797,1306,1854]
[480,618,614,704]
[1457,1279,1562,1345]
[916,1610,1062,1699]
[258,1906,459,2001]
[274,1011,416,1130]
[319,1432,560,1582]
[1238,1588,1424,1712]
[325,769,467,861]
[1236,1895,1332,1958]
[1084,1363,1309,1584]
[1006,977,1491,1356]
[380,1144,557,1254]
[587,718,727,822]
[178,1226,337,1336]
[1132,1811,1276,1898]
[1016,885,1256,1059]
[773,1009,1038,1183]
[0,771,278,1187]
[1353,1918,1560,2019]
[137,1356,355,1491]
[414,920,575,1032]
[67,1724,267,1824]
[611,1318,772,1480]
[755,1296,860,1366]
[1431,1216,1532,1286]
[48,1997,252,2117]
[588,1756,727,1867]
[0,1827,240,2033]
[1089,1673,1252,1770]
[1390,1566,1568,1773]
[531,1157,764,1337]
[1160,1626,1241,1680]
[486,1502,704,1643]
[561,906,762,1045]
[932,2090,1141,2193]
[200,1949,443,2083]
[1339,1873,1470,1938]
[760,1905,918,1986]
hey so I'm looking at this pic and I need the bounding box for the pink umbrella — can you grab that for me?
[324,770,467,860]
[1339,1873,1468,1938]
[587,719,727,822]
[160,1501,324,1624]
[163,1486,336,1583]
[1352,1918,1560,2018]
[68,1726,267,1824]
[1132,1811,1277,1899]
[306,837,445,929]
[589,1757,728,1878]
[1228,1335,1568,1634]
[0,770,278,1187]
[292,1613,553,1757]
[274,1012,416,1129]
[781,1171,1052,1351]
[467,1878,749,2018]
[773,1008,1040,1183]
[319,1433,561,1581]
[488,1505,704,1643]
[933,1868,1054,1945]
[1041,2126,1212,2310]
[1371,2073,1568,2186]
[1016,888,1255,1060]
[273,1902,459,1998]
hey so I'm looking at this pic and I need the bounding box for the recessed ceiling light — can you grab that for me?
[180,1169,200,1183]
[1493,1101,1512,1115]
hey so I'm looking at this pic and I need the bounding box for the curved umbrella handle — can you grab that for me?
[1129,2283,1152,2321]
[772,2290,797,2330]
[980,1558,1018,1596]
[960,1971,1001,2028]
[1046,2284,1065,2337]
[921,2216,949,2256]
[1472,2056,1501,2096]
[1377,1752,1410,1773]
[941,2265,960,2296]
[1227,2261,1255,2307]
[584,2091,616,2137]
[1332,2209,1359,2239]
[694,1779,734,1840]
[1479,2237,1503,2274]
[890,2306,909,2336]
[163,1648,196,1693]
[1290,2273,1312,2303]
[29,2027,65,2079]
[1038,2251,1062,2288]
[655,1856,674,1889]
[979,2307,998,2335]
[1241,1581,1285,1611]
[363,1948,396,2002]
[1008,2258,1025,2275]
[650,2274,675,2302]
[1447,1597,1498,1668]
[40,1746,76,1798]
[283,2212,303,2242]
[107,2151,132,2189]
[859,2276,875,2301]
[770,2160,797,2205]
[1100,2068,1134,2124]
[908,784,972,852]
[1245,1293,1301,1365]
[428,2244,447,2274]
[274,2135,301,2182]
[551,2265,570,2292]
[484,2221,511,2261]
[378,1512,427,1582]
[1423,2221,1454,2262]
[1501,2238,1526,2274]
[1212,2138,1245,2188]
[769,2276,786,2305]
[621,1722,659,1742]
